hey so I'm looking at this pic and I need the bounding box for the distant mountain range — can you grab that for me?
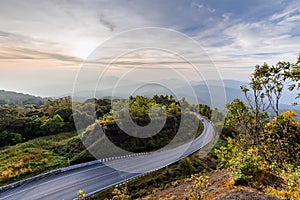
[71,78,299,114]
[0,90,48,106]
[1,78,299,114]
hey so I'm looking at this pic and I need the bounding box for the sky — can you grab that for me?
[0,0,300,97]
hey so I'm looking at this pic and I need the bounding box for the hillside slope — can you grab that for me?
[0,90,48,106]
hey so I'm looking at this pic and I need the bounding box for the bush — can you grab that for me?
[185,174,210,200]
[12,134,23,144]
[261,110,300,168]
[110,186,131,200]
[214,138,264,185]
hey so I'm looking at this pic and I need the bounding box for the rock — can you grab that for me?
[212,190,282,200]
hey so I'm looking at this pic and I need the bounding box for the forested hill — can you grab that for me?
[0,90,48,106]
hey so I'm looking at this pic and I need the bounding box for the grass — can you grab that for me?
[0,131,90,186]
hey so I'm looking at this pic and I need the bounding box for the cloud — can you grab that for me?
[98,13,116,32]
[1,0,300,95]
[191,1,215,13]
[222,13,231,22]
[0,29,83,64]
[191,2,204,10]
[269,4,300,21]
[0,30,51,46]
[0,46,82,63]
[185,0,300,81]
[207,7,216,13]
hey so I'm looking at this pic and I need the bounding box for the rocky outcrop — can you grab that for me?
[213,190,282,200]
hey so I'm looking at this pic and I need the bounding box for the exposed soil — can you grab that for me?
[138,171,283,200]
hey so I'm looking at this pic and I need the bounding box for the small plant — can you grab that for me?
[185,174,210,200]
[110,186,131,200]
[77,189,86,200]
[278,164,300,199]
[1,168,13,179]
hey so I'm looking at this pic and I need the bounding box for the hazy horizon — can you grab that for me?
[1,78,299,108]
[2,78,243,97]
[0,0,300,97]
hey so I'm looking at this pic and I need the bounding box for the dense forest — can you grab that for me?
[0,94,215,149]
[0,96,75,147]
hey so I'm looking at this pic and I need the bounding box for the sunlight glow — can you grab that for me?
[73,42,97,59]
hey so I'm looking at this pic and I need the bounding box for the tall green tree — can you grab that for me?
[241,56,300,116]
[225,99,259,145]
[286,55,300,105]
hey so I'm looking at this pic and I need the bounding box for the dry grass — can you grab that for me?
[0,132,79,186]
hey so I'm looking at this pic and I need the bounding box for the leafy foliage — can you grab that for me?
[241,55,300,115]
[0,97,84,147]
[214,138,264,185]
[216,56,300,199]
[261,110,300,167]
[110,186,131,200]
[185,174,210,200]
[93,96,206,153]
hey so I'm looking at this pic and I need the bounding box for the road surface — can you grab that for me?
[0,114,215,200]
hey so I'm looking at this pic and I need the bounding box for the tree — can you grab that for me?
[214,137,263,185]
[225,99,259,145]
[199,104,212,119]
[242,56,300,116]
[261,110,300,167]
[42,96,72,117]
[0,131,14,146]
[11,133,23,144]
[41,114,64,134]
[168,102,180,115]
[287,55,300,105]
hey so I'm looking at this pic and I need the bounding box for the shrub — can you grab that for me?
[261,110,300,168]
[214,137,264,185]
[110,186,131,200]
[185,174,209,200]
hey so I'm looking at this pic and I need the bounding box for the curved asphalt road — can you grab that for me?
[0,114,215,200]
